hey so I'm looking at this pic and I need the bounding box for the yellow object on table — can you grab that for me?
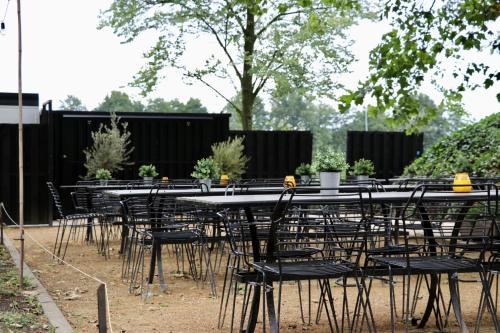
[162,176,169,182]
[220,175,229,185]
[453,173,472,192]
[284,175,296,188]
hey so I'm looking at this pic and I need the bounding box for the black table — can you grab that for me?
[177,190,496,332]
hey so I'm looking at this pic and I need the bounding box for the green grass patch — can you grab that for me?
[0,245,55,332]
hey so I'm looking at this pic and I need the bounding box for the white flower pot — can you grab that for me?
[356,175,369,181]
[320,172,340,195]
[99,179,108,186]
[200,179,212,191]
[300,175,311,185]
[143,177,153,185]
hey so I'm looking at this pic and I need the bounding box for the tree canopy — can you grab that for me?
[95,91,145,112]
[59,95,87,111]
[99,0,371,130]
[339,0,499,129]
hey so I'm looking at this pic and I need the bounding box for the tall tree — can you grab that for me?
[147,97,208,113]
[59,95,87,111]
[340,0,499,129]
[99,0,370,130]
[224,94,269,130]
[95,91,145,112]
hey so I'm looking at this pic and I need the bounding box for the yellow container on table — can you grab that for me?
[284,175,296,188]
[220,174,229,185]
[162,176,169,182]
[453,173,472,192]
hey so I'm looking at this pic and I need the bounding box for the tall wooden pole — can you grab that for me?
[17,0,24,288]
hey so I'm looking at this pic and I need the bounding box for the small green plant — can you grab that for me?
[295,163,315,176]
[191,158,220,180]
[351,158,375,176]
[138,164,159,178]
[314,149,349,172]
[83,113,134,178]
[95,168,112,180]
[211,136,250,179]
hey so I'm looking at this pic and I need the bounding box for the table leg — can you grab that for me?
[243,207,260,333]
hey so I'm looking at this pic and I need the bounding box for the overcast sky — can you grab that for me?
[0,0,498,120]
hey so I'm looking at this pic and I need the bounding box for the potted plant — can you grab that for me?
[295,163,315,184]
[351,158,375,181]
[191,157,220,191]
[314,149,349,195]
[139,164,159,184]
[452,154,472,192]
[211,136,250,180]
[95,168,112,186]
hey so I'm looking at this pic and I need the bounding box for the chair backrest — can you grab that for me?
[400,183,498,263]
[267,187,370,267]
[47,182,65,219]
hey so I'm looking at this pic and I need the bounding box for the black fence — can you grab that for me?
[0,125,49,224]
[230,130,313,178]
[1,108,313,224]
[42,110,230,185]
[346,131,423,179]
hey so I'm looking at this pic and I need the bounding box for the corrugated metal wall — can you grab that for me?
[0,125,49,224]
[346,131,423,179]
[42,110,231,184]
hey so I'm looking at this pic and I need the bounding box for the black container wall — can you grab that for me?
[41,110,230,184]
[346,131,423,180]
[230,130,313,178]
[0,124,49,224]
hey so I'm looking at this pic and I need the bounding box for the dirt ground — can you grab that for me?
[5,227,499,333]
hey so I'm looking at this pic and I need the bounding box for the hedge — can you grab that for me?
[404,112,499,177]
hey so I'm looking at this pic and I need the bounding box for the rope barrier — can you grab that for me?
[0,202,114,333]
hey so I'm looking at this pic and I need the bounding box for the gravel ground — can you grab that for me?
[5,226,498,333]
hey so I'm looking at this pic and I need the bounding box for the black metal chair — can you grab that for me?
[248,188,372,332]
[367,183,500,332]
[122,186,217,299]
[46,182,100,261]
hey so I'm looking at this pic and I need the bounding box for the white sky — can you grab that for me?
[0,0,498,120]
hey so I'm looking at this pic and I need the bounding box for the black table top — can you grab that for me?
[176,190,495,208]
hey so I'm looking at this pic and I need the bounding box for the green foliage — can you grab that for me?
[147,97,208,113]
[58,95,87,111]
[314,149,349,172]
[191,158,220,180]
[83,113,134,178]
[138,164,159,178]
[95,168,112,180]
[295,163,315,176]
[0,246,54,332]
[339,0,499,130]
[211,137,250,179]
[95,91,145,112]
[351,158,375,176]
[100,0,371,129]
[404,113,500,177]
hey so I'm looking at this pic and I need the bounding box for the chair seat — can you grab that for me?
[252,260,354,281]
[152,230,199,244]
[367,244,422,255]
[66,212,100,220]
[371,255,479,273]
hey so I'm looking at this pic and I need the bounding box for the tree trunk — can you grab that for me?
[240,5,256,130]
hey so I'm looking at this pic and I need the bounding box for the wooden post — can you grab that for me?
[0,203,4,245]
[97,284,108,333]
[16,0,25,289]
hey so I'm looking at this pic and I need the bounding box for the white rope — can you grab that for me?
[0,202,114,333]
